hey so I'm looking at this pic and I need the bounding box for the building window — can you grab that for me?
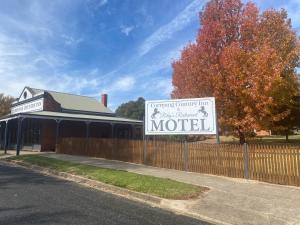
[23,119,41,145]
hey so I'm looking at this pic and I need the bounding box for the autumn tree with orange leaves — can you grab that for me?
[172,0,300,144]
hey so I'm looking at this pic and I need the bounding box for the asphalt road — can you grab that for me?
[0,162,212,225]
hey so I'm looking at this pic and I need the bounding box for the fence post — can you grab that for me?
[142,116,147,165]
[4,121,8,154]
[16,117,23,156]
[243,143,249,179]
[184,139,189,171]
[85,121,90,155]
[55,119,61,153]
[111,123,115,159]
[143,137,147,165]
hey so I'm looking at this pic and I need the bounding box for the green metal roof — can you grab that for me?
[29,87,113,114]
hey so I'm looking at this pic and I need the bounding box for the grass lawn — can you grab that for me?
[246,135,300,145]
[8,155,207,200]
[202,135,300,146]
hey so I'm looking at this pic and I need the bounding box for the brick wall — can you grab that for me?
[43,92,61,112]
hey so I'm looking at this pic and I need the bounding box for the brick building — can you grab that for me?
[0,87,142,154]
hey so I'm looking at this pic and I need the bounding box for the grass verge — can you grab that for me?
[201,135,300,146]
[8,155,207,200]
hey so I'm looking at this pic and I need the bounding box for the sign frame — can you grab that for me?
[11,98,44,115]
[145,97,217,136]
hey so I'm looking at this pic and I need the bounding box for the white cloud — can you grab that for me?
[115,76,135,90]
[137,6,154,27]
[83,42,183,107]
[85,0,108,16]
[101,76,136,94]
[156,78,173,97]
[132,43,184,80]
[97,0,108,7]
[61,34,83,46]
[138,0,206,56]
[0,0,189,102]
[120,25,135,36]
[0,1,93,98]
[45,74,100,94]
[0,13,54,40]
[141,78,172,99]
[0,29,95,97]
[99,41,184,85]
[0,35,31,57]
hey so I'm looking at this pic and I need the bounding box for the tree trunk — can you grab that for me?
[285,130,289,142]
[238,130,246,144]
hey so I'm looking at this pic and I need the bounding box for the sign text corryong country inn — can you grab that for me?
[145,97,217,135]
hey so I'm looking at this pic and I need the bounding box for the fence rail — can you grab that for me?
[57,138,300,187]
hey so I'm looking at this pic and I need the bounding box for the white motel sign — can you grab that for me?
[145,97,217,135]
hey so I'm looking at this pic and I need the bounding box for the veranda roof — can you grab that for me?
[0,111,142,125]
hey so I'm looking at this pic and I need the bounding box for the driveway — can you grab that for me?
[0,162,211,225]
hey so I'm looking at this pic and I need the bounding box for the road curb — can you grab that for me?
[3,159,231,225]
[7,160,162,204]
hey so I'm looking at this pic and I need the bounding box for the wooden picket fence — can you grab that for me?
[57,138,300,187]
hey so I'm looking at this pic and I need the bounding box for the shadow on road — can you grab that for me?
[0,163,65,189]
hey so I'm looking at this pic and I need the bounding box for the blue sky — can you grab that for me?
[0,0,299,110]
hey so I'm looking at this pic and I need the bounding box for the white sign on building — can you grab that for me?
[145,98,217,135]
[11,98,44,115]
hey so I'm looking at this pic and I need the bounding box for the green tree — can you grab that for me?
[270,94,300,141]
[115,97,145,120]
[0,93,14,117]
[259,10,300,141]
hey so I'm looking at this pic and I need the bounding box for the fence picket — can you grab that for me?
[57,138,300,187]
